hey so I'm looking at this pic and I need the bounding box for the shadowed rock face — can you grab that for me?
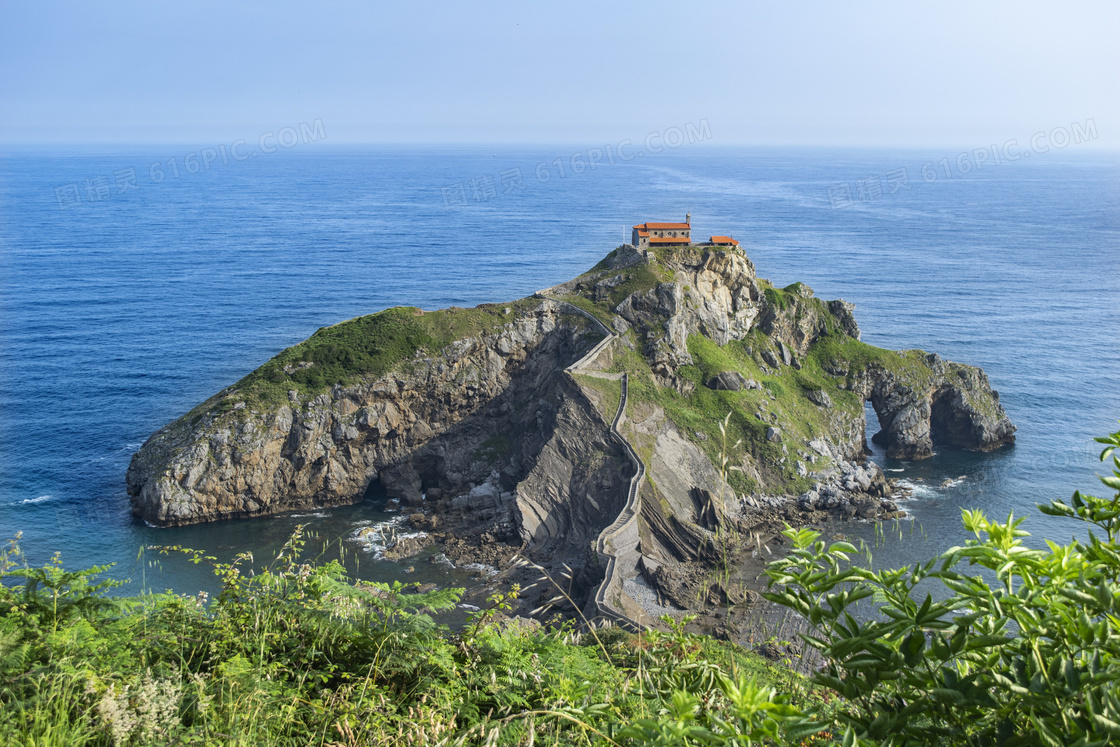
[512,373,631,551]
[127,302,599,526]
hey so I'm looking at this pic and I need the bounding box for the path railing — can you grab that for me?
[590,372,647,630]
[536,293,646,629]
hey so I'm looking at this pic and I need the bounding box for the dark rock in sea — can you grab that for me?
[383,534,429,561]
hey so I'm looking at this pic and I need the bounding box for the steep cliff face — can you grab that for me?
[127,301,603,526]
[128,243,1014,628]
[551,245,1013,472]
[513,373,631,551]
[534,245,1013,626]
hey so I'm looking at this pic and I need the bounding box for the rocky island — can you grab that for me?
[127,244,1014,630]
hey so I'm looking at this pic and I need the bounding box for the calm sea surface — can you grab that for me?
[1,144,1118,594]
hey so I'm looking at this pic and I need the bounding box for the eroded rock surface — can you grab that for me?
[127,302,598,526]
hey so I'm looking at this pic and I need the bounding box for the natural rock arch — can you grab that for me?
[866,356,1015,460]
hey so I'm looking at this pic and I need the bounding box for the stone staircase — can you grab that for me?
[536,294,652,630]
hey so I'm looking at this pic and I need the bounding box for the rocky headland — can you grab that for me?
[127,244,1014,632]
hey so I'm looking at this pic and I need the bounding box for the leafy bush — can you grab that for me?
[766,425,1120,745]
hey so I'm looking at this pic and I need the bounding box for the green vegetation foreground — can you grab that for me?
[3,426,1120,745]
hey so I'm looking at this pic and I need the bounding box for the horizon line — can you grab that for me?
[2,141,1118,153]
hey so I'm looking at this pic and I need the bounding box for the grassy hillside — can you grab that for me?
[599,322,937,496]
[571,373,623,423]
[237,299,544,407]
[0,530,817,746]
[172,298,547,425]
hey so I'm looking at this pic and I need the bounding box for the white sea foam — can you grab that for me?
[886,468,905,473]
[428,552,455,568]
[20,495,53,505]
[859,511,915,524]
[462,562,499,577]
[349,516,409,559]
[896,479,938,499]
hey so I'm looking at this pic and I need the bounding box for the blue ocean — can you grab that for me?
[1,143,1118,594]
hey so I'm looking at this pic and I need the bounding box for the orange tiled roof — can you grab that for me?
[710,235,739,246]
[636,230,649,237]
[639,222,690,230]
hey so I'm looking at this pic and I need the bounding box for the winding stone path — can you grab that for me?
[536,294,650,629]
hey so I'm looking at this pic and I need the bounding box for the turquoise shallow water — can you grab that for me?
[0,144,1117,593]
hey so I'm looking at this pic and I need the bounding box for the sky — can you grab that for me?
[1,0,1117,148]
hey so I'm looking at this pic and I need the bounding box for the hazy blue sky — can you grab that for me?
[1,1,1116,147]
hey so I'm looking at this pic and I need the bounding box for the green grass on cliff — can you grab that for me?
[560,248,973,499]
[603,336,773,496]
[602,264,671,308]
[571,373,622,424]
[569,260,673,321]
[562,295,616,327]
[603,321,957,497]
[758,278,801,311]
[208,298,543,412]
[806,333,942,389]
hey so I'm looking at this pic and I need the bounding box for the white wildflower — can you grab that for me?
[95,670,182,745]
